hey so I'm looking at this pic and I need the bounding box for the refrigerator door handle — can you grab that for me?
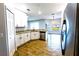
[61,20,67,55]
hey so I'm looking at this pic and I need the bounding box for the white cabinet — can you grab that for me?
[16,34,23,47]
[24,33,30,43]
[20,34,25,45]
[16,34,24,47]
[31,32,40,40]
[16,32,31,47]
[16,34,22,47]
[15,35,19,47]
[26,33,30,41]
[31,32,35,40]
[16,31,40,47]
[34,32,40,39]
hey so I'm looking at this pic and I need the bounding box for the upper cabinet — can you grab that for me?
[14,9,28,28]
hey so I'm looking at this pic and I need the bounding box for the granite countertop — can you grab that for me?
[16,30,30,35]
[16,29,47,35]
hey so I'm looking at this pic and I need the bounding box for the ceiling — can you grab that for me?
[14,3,67,16]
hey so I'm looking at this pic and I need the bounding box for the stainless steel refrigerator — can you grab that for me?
[61,3,79,56]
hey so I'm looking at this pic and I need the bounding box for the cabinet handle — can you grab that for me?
[27,35,28,37]
[19,37,22,39]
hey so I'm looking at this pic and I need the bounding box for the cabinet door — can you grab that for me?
[31,32,35,40]
[16,34,21,47]
[27,32,30,41]
[16,35,19,47]
[20,34,24,45]
[25,33,30,42]
[16,33,31,47]
[31,32,40,40]
[34,32,40,39]
[18,34,22,46]
[24,33,28,43]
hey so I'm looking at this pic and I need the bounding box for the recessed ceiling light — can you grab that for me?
[38,10,42,15]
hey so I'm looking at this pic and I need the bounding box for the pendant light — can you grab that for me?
[52,13,55,20]
[52,13,56,24]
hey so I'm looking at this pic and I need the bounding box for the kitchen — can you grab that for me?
[0,3,79,56]
[14,3,66,56]
[0,3,67,56]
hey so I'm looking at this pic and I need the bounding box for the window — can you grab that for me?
[29,21,39,29]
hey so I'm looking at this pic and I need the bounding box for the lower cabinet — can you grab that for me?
[16,34,22,47]
[24,33,30,43]
[20,34,25,45]
[34,32,40,39]
[16,32,31,47]
[31,32,40,40]
[16,31,40,47]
